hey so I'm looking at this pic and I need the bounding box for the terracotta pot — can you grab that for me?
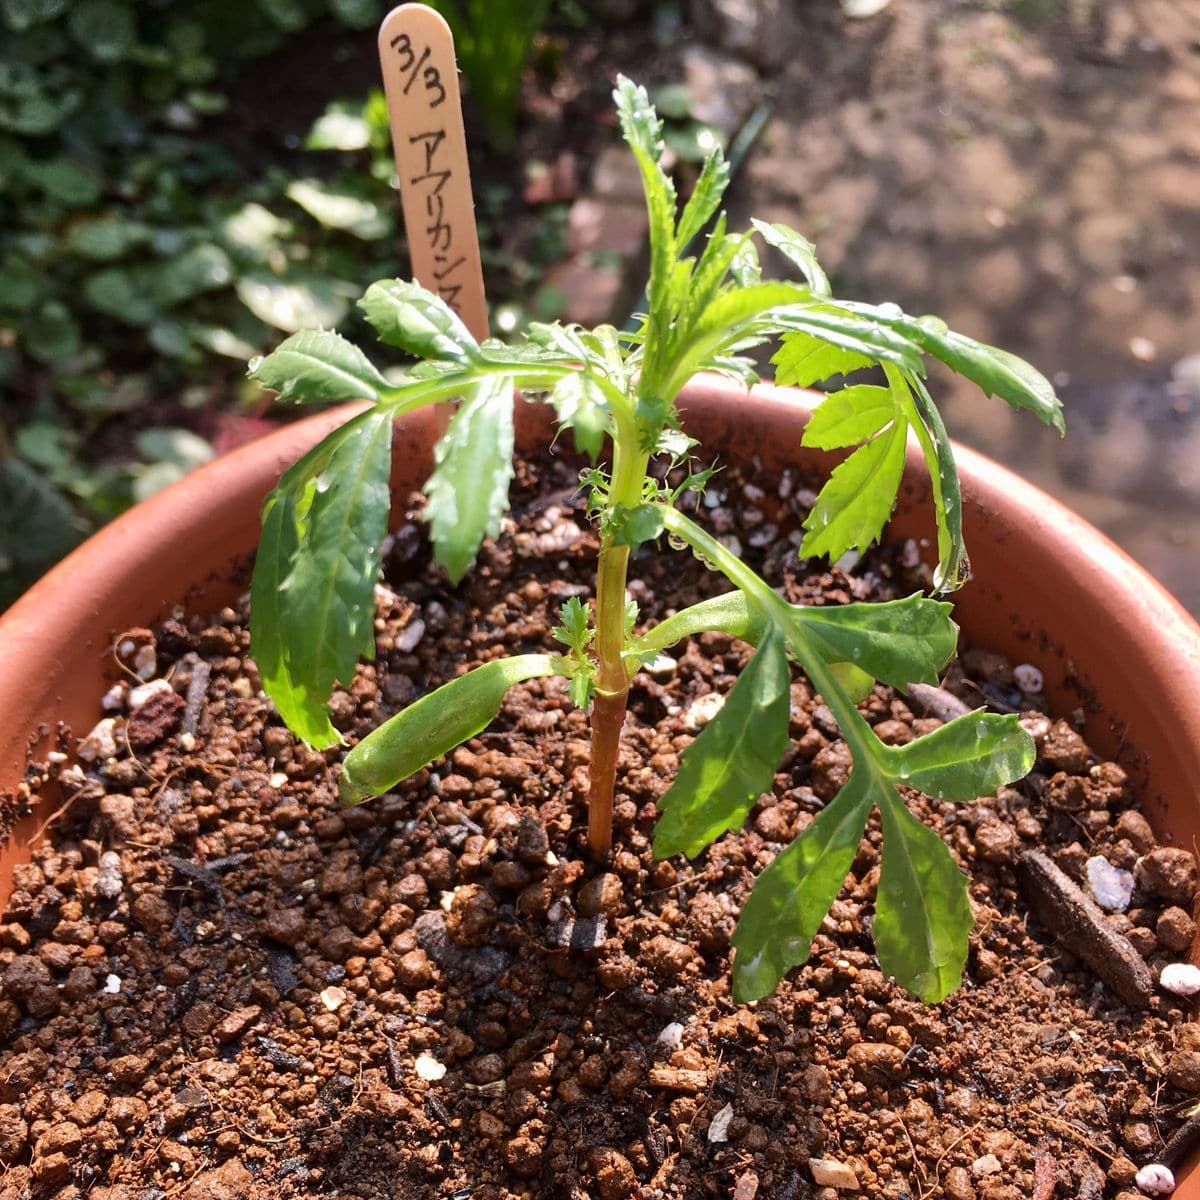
[3,376,1200,1187]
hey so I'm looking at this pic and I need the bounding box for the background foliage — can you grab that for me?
[0,0,560,605]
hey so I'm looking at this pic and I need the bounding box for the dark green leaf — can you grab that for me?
[549,373,609,459]
[65,218,151,261]
[752,219,830,297]
[360,278,479,362]
[341,655,560,805]
[888,711,1034,801]
[250,329,388,405]
[0,456,80,608]
[654,625,792,859]
[802,385,895,450]
[801,421,906,561]
[68,0,135,61]
[424,373,514,583]
[731,771,877,1002]
[874,793,973,1002]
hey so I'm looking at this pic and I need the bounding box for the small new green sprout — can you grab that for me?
[247,77,1063,1004]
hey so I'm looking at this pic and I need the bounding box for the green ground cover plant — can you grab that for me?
[249,77,1064,1004]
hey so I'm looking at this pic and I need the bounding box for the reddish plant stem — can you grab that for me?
[587,687,628,857]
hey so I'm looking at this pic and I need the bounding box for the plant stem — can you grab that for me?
[660,506,881,768]
[587,419,647,856]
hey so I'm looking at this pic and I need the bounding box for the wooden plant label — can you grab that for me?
[378,4,488,344]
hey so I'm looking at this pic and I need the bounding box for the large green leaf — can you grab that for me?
[250,412,383,746]
[359,278,479,363]
[236,271,352,333]
[841,302,1064,433]
[888,711,1034,801]
[874,793,973,1002]
[751,219,830,297]
[340,654,561,805]
[250,329,388,405]
[801,420,906,561]
[731,771,877,1002]
[796,595,958,690]
[254,410,393,747]
[654,625,792,860]
[424,372,514,583]
[802,384,895,450]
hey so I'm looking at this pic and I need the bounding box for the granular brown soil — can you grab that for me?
[3,448,1199,1200]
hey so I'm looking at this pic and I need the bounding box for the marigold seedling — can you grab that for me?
[247,77,1063,1004]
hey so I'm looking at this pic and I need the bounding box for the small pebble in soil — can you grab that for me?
[1014,662,1044,693]
[809,1158,860,1190]
[415,1053,447,1082]
[319,985,349,1011]
[1134,1163,1176,1195]
[682,691,725,731]
[102,974,120,993]
[1160,963,1200,996]
[1087,855,1135,912]
[707,1102,734,1143]
[77,717,118,762]
[657,1021,686,1051]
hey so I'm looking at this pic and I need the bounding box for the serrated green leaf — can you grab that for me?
[549,373,609,459]
[340,655,560,805]
[772,330,874,387]
[250,412,384,748]
[613,75,676,320]
[874,793,972,1002]
[569,670,595,709]
[888,711,1034,801]
[731,771,877,1002]
[424,372,514,583]
[265,410,393,747]
[655,624,791,860]
[360,278,479,363]
[801,421,907,561]
[752,219,831,297]
[802,385,895,450]
[676,145,730,248]
[841,302,1064,433]
[250,329,387,405]
[553,596,593,653]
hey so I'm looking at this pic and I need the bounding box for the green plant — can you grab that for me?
[247,77,1064,1004]
[430,0,553,150]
